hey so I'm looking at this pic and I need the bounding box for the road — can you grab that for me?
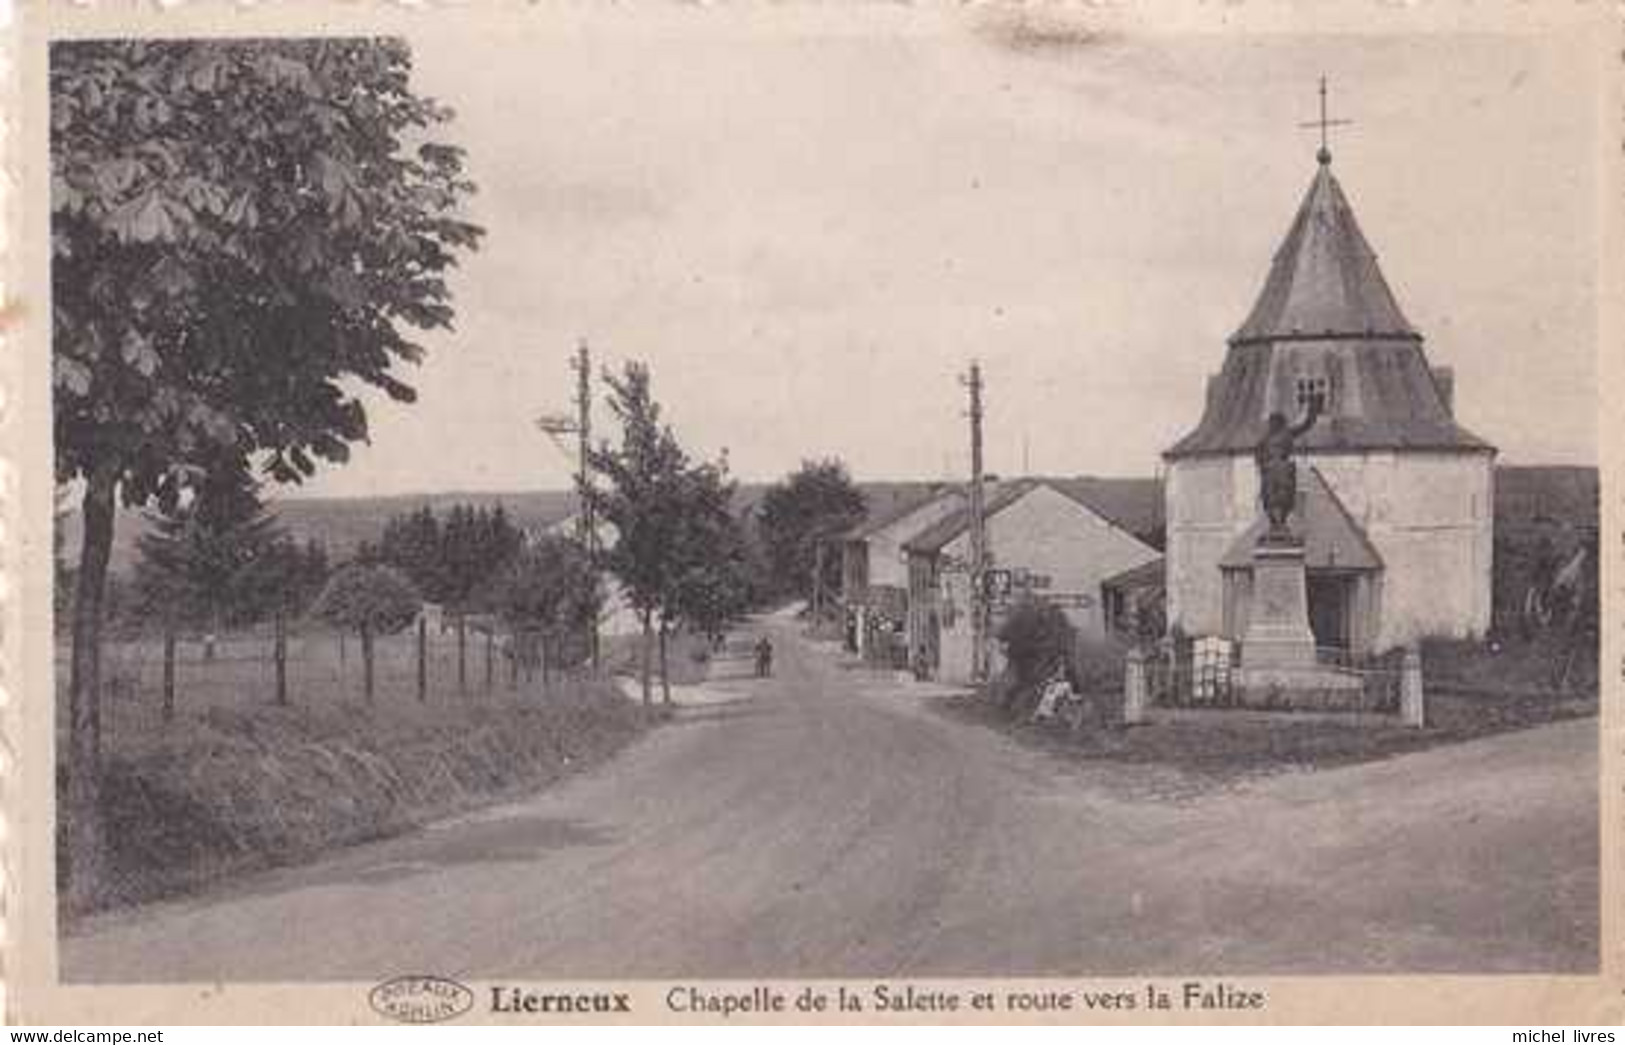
[64,617,1598,981]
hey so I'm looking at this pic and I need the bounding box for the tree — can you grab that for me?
[756,458,867,607]
[481,537,596,688]
[376,507,446,602]
[130,458,285,644]
[587,362,695,708]
[661,461,751,695]
[376,501,522,692]
[130,458,285,721]
[52,38,481,900]
[308,563,422,703]
[249,535,332,620]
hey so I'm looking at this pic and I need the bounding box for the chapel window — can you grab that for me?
[1296,375,1331,415]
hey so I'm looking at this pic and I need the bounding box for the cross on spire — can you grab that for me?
[1299,75,1353,165]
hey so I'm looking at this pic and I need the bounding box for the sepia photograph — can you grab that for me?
[8,0,1617,1025]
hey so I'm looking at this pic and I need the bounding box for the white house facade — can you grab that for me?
[906,480,1161,685]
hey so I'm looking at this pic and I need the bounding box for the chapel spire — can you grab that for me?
[1228,146,1416,345]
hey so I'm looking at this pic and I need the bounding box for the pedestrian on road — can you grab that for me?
[755,636,774,678]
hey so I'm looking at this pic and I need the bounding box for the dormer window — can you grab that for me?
[1296,375,1330,415]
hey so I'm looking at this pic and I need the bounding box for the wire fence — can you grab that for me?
[57,621,586,742]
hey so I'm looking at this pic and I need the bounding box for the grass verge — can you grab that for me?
[935,677,1595,800]
[60,677,645,920]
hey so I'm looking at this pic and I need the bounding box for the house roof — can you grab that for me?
[843,485,960,541]
[1218,466,1383,572]
[1165,155,1495,460]
[902,478,1157,557]
[1101,556,1165,592]
[1047,476,1163,539]
[903,481,1039,555]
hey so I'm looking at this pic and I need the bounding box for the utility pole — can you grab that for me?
[962,361,990,683]
[572,339,601,671]
[538,338,602,673]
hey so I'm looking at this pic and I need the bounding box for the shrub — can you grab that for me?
[995,598,1076,716]
[997,598,1075,685]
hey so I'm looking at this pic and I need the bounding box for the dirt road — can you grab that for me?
[64,618,1598,981]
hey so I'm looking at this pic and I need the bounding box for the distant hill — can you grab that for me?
[60,465,1592,578]
[62,489,582,580]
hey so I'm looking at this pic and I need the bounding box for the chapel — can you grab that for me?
[1162,136,1496,655]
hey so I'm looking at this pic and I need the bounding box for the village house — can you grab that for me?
[903,479,1162,685]
[1162,144,1496,656]
[839,487,966,664]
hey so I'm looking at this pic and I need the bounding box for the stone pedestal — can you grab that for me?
[1239,539,1361,702]
[1240,541,1317,676]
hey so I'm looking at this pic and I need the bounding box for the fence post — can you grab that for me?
[485,628,495,692]
[458,615,468,696]
[162,629,177,723]
[417,615,428,702]
[1400,645,1425,728]
[1123,646,1148,725]
[274,612,288,706]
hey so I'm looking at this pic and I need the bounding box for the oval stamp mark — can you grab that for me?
[369,975,476,1023]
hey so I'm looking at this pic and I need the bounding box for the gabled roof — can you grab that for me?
[843,485,961,541]
[902,478,1158,557]
[1219,467,1383,572]
[1046,476,1164,540]
[1231,157,1416,345]
[903,480,1039,555]
[1101,556,1165,592]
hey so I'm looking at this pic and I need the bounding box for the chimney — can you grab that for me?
[1431,366,1455,417]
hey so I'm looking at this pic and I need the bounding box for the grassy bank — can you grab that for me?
[61,677,645,918]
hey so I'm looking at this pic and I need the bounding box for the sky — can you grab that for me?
[285,12,1601,499]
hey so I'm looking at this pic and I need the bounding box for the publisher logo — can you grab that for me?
[369,975,476,1024]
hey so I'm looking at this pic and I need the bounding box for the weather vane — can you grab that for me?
[1299,75,1352,164]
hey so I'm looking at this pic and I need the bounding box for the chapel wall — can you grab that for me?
[1311,450,1494,646]
[1167,450,1493,647]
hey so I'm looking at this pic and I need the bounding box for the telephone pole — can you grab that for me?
[572,339,601,671]
[962,361,990,683]
[538,339,602,672]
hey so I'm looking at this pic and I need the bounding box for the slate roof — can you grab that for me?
[903,481,1040,555]
[901,478,1159,557]
[1165,156,1495,460]
[1218,467,1383,572]
[1100,556,1165,592]
[1231,158,1416,344]
[842,485,960,541]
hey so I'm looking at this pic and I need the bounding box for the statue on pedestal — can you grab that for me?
[1254,399,1320,541]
